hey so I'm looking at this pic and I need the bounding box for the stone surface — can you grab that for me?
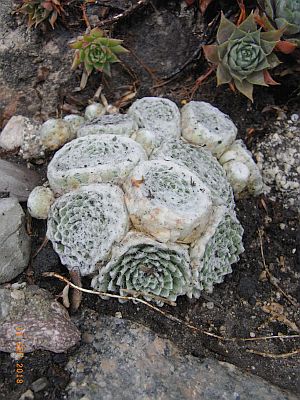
[128,97,181,141]
[181,101,237,158]
[0,159,41,201]
[0,285,80,353]
[0,197,31,283]
[39,119,74,151]
[0,115,28,150]
[66,310,297,400]
[85,103,106,120]
[254,118,300,211]
[31,377,49,393]
[77,114,138,138]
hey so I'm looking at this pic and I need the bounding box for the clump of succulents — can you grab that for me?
[41,98,250,306]
[92,232,193,306]
[70,28,128,89]
[258,0,300,46]
[203,12,282,101]
[17,0,64,28]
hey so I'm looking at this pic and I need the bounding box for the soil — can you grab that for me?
[0,1,299,399]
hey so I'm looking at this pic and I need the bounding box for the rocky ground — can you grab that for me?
[0,1,299,399]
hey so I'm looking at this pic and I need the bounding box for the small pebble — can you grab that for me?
[279,223,286,230]
[115,311,123,319]
[206,301,214,310]
[31,377,49,393]
[82,332,94,344]
[19,389,34,400]
[249,332,255,338]
[291,114,299,122]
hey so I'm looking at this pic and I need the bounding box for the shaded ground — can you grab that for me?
[0,1,299,399]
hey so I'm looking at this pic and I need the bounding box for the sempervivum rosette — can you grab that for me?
[47,134,147,195]
[190,207,244,297]
[151,139,234,208]
[47,184,129,276]
[123,160,213,243]
[91,231,192,306]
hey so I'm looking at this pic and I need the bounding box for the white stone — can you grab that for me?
[85,103,106,120]
[123,160,213,243]
[0,198,31,284]
[63,114,85,136]
[39,119,74,151]
[128,97,181,141]
[0,116,37,150]
[219,140,264,197]
[181,101,237,158]
[78,114,138,138]
[47,134,147,195]
[27,186,55,219]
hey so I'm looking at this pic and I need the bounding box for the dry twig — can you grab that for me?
[43,272,300,343]
[246,349,300,359]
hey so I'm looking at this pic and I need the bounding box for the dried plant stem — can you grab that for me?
[43,272,300,343]
[246,349,300,359]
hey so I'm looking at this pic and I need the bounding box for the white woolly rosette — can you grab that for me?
[219,140,264,197]
[77,114,138,138]
[91,231,192,306]
[47,184,129,276]
[47,134,147,195]
[190,207,244,297]
[151,140,234,208]
[128,97,181,141]
[181,101,237,158]
[123,160,213,243]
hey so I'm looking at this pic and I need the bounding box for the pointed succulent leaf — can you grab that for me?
[217,13,236,44]
[203,45,219,64]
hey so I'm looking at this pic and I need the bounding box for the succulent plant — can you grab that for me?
[203,13,282,101]
[123,160,213,243]
[190,207,244,296]
[70,28,128,89]
[151,139,234,208]
[47,134,147,195]
[91,231,193,306]
[258,0,300,46]
[17,0,64,29]
[47,184,129,276]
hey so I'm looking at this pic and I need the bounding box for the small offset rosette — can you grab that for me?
[91,231,192,306]
[47,184,129,276]
[123,160,213,243]
[47,134,147,195]
[190,207,244,297]
[151,139,234,208]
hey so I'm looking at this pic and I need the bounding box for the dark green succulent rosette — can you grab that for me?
[258,0,300,46]
[203,13,282,101]
[70,28,128,89]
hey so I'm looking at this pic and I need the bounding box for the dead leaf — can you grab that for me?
[262,303,300,333]
[62,284,70,308]
[199,0,214,14]
[263,70,280,86]
[131,177,144,188]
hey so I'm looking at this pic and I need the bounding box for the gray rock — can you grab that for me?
[31,377,49,393]
[0,285,80,353]
[0,115,28,150]
[78,114,138,138]
[0,160,41,201]
[66,310,297,400]
[0,198,30,283]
